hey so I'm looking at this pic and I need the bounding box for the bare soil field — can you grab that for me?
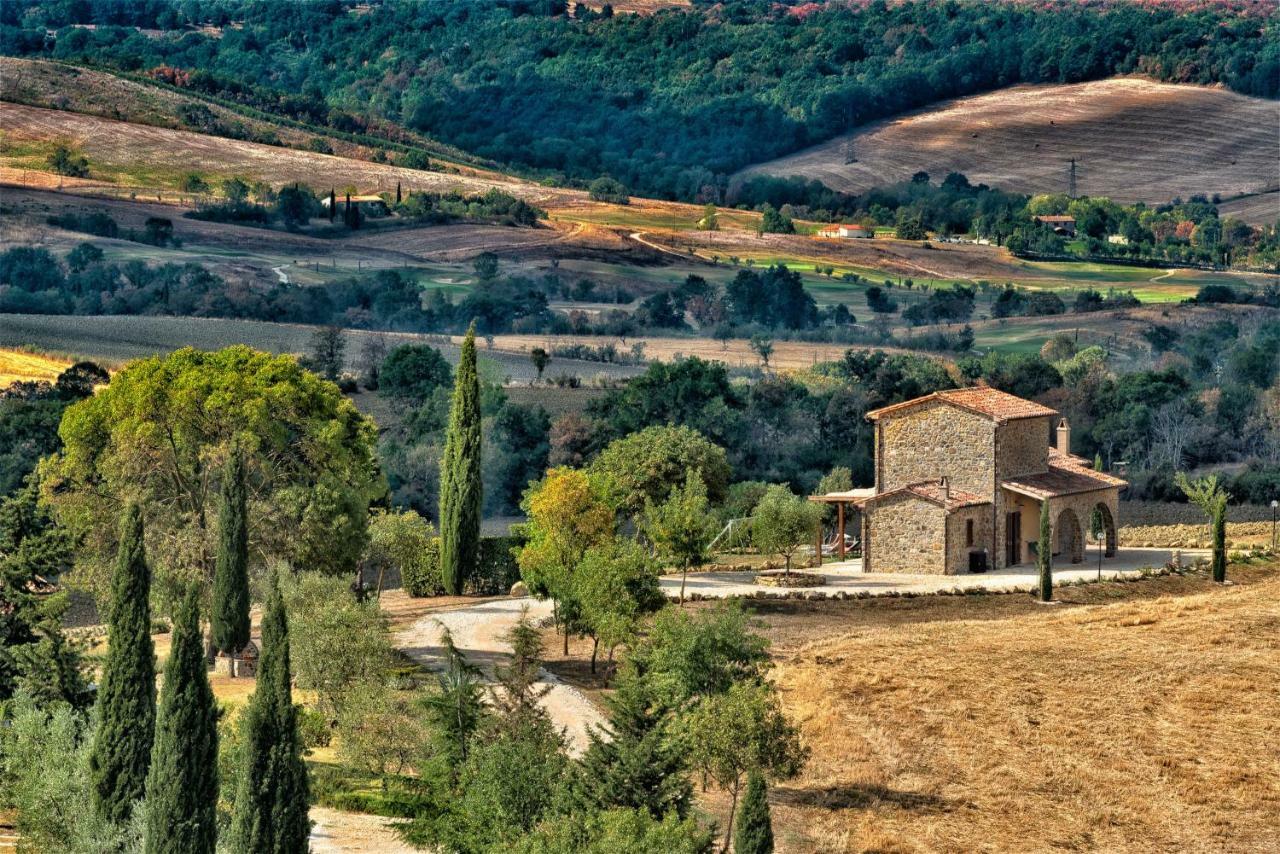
[740,78,1280,204]
[1218,190,1280,225]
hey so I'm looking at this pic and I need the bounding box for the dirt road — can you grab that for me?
[394,597,605,755]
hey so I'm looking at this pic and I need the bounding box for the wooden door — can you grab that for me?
[1005,511,1022,566]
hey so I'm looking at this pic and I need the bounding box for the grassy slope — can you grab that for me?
[0,347,69,385]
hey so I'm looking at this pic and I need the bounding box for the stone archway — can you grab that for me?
[1091,502,1117,557]
[1056,507,1084,563]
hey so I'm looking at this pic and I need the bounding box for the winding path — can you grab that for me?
[394,597,605,755]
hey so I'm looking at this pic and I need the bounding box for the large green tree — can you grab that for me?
[212,445,250,675]
[89,503,156,825]
[144,586,218,854]
[230,571,309,854]
[589,425,731,518]
[439,324,483,596]
[41,346,384,609]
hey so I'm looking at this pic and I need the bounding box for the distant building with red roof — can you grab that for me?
[813,387,1124,574]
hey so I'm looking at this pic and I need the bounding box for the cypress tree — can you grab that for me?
[577,670,691,819]
[1037,500,1053,603]
[231,570,309,854]
[734,771,774,854]
[145,586,218,854]
[212,445,250,676]
[439,322,482,596]
[1211,499,1227,583]
[90,503,156,825]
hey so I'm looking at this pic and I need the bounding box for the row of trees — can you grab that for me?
[2,496,308,852]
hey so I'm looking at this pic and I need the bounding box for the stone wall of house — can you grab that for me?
[995,416,1053,481]
[878,403,995,498]
[946,504,994,574]
[866,493,947,574]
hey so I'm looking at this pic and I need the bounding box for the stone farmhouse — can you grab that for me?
[814,387,1126,575]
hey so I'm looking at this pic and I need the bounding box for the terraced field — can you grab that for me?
[740,79,1279,204]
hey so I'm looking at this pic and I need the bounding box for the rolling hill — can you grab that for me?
[738,79,1280,214]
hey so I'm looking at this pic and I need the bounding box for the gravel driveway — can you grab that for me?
[395,597,605,755]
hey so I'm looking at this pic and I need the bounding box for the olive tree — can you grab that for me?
[751,485,824,577]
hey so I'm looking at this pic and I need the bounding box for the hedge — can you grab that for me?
[403,534,523,598]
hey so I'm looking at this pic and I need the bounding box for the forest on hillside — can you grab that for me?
[2,0,1276,200]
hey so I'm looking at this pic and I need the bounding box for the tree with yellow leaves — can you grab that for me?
[516,467,614,653]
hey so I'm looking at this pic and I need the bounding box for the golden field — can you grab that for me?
[766,567,1280,852]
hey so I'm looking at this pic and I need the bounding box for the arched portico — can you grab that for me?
[1092,501,1117,557]
[1055,507,1084,563]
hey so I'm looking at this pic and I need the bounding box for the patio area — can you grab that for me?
[661,547,1208,599]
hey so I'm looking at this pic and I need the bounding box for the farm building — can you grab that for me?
[1033,214,1076,236]
[816,224,872,239]
[321,194,391,217]
[812,387,1126,575]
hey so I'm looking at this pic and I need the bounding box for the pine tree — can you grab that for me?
[1037,500,1053,603]
[145,586,218,854]
[90,503,156,825]
[734,771,774,854]
[577,670,691,819]
[231,571,309,853]
[439,322,482,595]
[212,445,250,676]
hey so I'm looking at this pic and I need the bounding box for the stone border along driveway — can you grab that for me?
[662,547,1208,600]
[394,597,605,756]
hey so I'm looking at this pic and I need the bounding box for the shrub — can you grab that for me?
[297,705,332,749]
[402,535,444,597]
[469,535,524,595]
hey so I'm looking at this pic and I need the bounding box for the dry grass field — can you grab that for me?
[764,566,1280,853]
[0,347,68,386]
[741,79,1280,204]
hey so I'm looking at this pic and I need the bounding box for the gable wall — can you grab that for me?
[878,402,995,499]
[866,494,947,574]
[995,416,1053,481]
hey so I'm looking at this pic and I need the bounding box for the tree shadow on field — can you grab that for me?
[771,783,962,814]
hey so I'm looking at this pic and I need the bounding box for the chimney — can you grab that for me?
[1056,418,1071,454]
[940,476,949,496]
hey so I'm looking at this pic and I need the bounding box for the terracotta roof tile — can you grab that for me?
[1003,453,1127,499]
[867,387,1058,423]
[866,479,990,512]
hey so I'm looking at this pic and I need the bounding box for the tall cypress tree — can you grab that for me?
[212,445,250,676]
[231,570,309,854]
[145,586,218,854]
[90,503,156,825]
[1037,500,1053,603]
[439,322,482,596]
[734,771,774,854]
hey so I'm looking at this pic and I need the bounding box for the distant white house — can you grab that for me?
[1107,234,1130,246]
[321,194,391,218]
[816,224,872,239]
